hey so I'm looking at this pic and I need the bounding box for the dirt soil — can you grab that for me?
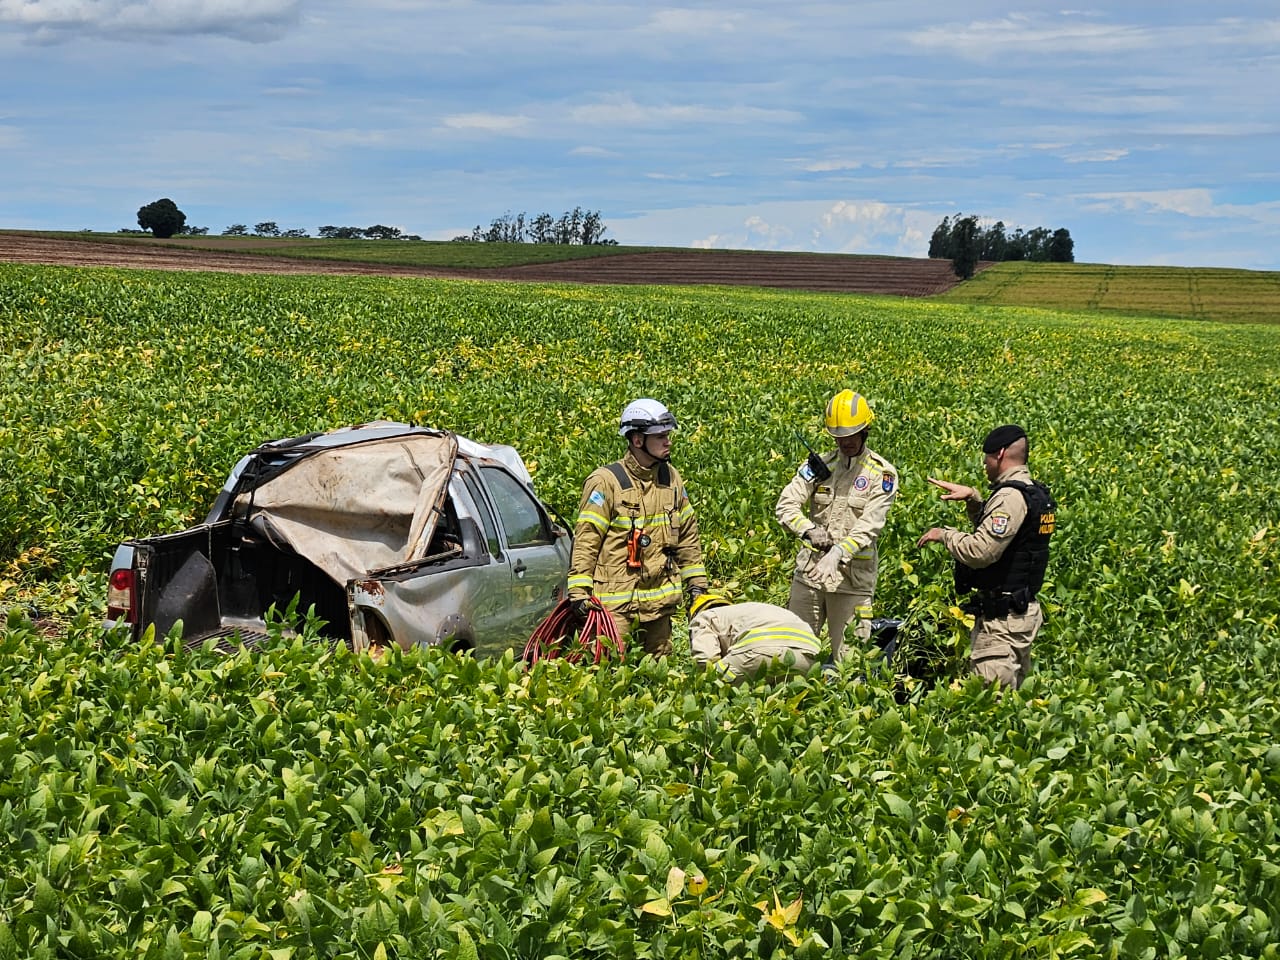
[0,234,971,296]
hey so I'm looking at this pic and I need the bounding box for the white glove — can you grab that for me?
[811,546,846,591]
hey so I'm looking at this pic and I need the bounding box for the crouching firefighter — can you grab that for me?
[567,398,708,657]
[917,424,1056,689]
[688,593,821,684]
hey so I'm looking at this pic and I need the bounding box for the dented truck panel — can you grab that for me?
[348,467,571,658]
[107,421,571,658]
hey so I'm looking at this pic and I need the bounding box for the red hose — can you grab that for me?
[523,598,625,665]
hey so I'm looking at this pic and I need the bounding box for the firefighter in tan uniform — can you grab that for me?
[775,390,898,663]
[568,399,708,657]
[918,424,1056,689]
[688,594,821,684]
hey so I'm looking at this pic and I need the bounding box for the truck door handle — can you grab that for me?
[513,559,527,576]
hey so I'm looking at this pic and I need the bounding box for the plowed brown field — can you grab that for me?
[0,234,976,296]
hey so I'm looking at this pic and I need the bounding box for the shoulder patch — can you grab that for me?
[882,471,895,493]
[799,461,816,482]
[588,489,606,507]
[853,474,869,491]
[990,512,1011,537]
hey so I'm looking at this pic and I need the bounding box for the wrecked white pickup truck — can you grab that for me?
[105,422,571,657]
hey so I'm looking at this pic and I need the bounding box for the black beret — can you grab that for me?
[982,424,1027,454]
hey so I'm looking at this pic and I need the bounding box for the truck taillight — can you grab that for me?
[107,568,135,622]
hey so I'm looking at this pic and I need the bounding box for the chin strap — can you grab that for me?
[638,437,673,485]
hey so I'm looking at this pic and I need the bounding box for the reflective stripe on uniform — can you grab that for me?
[577,509,609,532]
[568,574,594,591]
[731,625,820,653]
[838,536,872,560]
[607,512,672,530]
[680,564,707,581]
[595,581,683,607]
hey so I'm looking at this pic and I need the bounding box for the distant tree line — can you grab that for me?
[133,198,612,244]
[930,213,1074,279]
[455,208,615,245]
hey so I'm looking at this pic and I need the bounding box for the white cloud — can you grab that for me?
[0,0,300,42]
[568,145,619,158]
[439,113,533,134]
[1064,148,1130,163]
[1080,189,1280,225]
[907,11,1280,61]
[569,95,800,128]
[624,199,937,258]
[796,159,863,173]
[908,13,1153,58]
[645,8,744,35]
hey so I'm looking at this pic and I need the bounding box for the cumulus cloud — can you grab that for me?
[0,0,301,43]
[1080,189,1280,225]
[644,199,934,257]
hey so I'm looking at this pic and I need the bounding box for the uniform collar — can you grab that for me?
[624,448,661,482]
[992,464,1031,486]
[837,448,869,470]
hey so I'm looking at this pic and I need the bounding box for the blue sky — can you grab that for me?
[3,2,1278,269]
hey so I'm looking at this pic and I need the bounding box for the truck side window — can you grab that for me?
[481,467,552,547]
[459,474,502,558]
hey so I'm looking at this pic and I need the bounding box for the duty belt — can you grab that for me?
[963,588,1032,620]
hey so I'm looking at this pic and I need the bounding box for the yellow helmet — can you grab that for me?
[689,592,730,618]
[824,389,874,438]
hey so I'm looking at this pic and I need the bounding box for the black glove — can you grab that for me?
[803,525,835,550]
[686,585,706,612]
[805,451,832,483]
[571,597,594,618]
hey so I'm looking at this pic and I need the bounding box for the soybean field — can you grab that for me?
[2,264,1279,959]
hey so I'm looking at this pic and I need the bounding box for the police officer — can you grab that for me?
[568,399,708,657]
[775,389,898,663]
[688,593,821,684]
[917,424,1056,688]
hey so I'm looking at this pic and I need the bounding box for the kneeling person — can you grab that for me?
[689,594,821,684]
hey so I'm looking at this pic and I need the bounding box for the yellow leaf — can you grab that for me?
[781,894,803,925]
[641,898,672,917]
[665,866,686,901]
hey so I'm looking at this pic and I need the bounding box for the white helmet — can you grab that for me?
[619,398,678,438]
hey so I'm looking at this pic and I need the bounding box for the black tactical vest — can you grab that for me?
[954,480,1056,597]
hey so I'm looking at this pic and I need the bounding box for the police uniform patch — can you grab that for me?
[990,513,1010,537]
[588,490,606,507]
[854,475,869,491]
[882,472,895,493]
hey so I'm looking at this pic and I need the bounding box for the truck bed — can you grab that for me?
[132,521,351,648]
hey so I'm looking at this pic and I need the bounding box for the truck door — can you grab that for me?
[453,471,522,655]
[478,466,568,643]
